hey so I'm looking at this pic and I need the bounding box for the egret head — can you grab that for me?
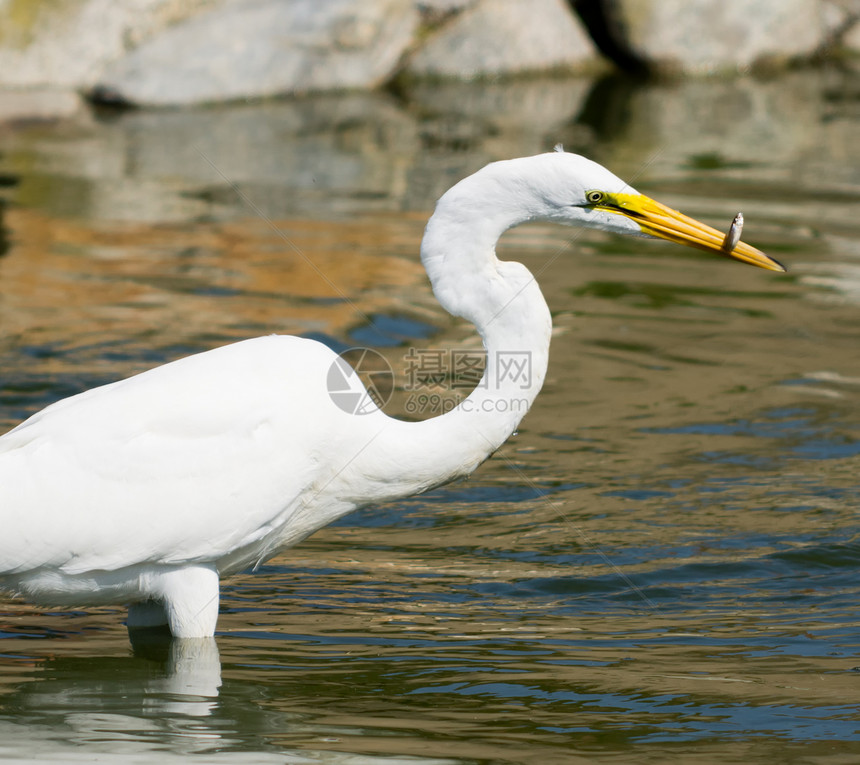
[475,148,785,273]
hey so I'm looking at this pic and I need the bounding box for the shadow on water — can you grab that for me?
[1,67,860,762]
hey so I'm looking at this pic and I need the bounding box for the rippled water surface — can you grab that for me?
[1,69,860,763]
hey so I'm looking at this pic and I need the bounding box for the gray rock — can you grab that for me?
[95,0,419,106]
[405,0,599,79]
[0,0,213,88]
[610,0,825,74]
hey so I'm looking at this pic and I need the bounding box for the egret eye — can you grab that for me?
[585,190,604,205]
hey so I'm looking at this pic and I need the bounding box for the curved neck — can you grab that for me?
[351,173,553,501]
[417,254,552,471]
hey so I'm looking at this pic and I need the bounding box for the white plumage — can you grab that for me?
[0,150,783,637]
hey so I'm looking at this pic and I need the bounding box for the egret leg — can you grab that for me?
[151,565,221,639]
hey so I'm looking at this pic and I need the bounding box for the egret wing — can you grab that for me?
[0,336,348,575]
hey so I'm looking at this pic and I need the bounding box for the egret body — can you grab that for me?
[0,150,784,638]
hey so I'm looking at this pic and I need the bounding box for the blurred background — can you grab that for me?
[1,1,860,763]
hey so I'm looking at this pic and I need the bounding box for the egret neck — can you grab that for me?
[355,166,552,501]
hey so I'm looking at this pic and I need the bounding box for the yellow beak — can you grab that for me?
[597,193,785,273]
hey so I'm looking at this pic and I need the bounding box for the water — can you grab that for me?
[1,68,859,763]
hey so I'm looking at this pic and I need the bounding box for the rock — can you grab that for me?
[94,0,419,106]
[0,0,849,117]
[405,0,600,79]
[609,0,826,74]
[0,0,213,89]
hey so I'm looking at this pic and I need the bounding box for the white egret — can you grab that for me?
[0,149,784,638]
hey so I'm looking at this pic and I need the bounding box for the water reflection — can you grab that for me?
[0,637,226,759]
[1,69,854,224]
[1,67,860,762]
[0,630,470,763]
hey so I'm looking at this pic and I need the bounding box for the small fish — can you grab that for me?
[722,212,743,252]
